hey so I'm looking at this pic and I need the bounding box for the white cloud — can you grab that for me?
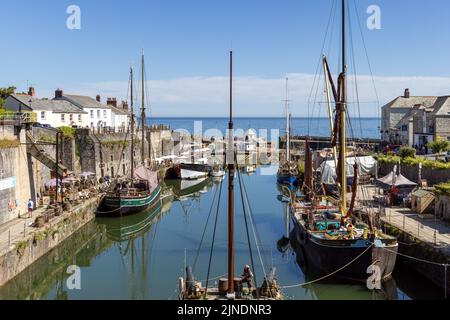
[38,74,450,117]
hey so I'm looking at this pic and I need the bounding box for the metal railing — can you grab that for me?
[0,111,37,124]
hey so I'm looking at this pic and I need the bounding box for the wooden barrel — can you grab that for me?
[218,278,228,293]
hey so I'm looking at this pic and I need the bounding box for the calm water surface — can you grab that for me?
[0,167,443,300]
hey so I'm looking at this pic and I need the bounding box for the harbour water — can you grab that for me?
[147,117,381,139]
[0,167,443,300]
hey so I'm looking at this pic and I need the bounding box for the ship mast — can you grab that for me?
[227,50,235,298]
[141,49,146,166]
[130,66,135,179]
[284,77,291,163]
[339,0,347,215]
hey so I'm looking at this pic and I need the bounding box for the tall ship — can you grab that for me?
[277,78,297,185]
[101,51,161,216]
[290,0,398,282]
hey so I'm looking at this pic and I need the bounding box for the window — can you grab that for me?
[103,110,107,118]
[41,111,46,120]
[78,114,82,122]
[429,126,435,133]
[401,125,408,132]
[69,114,73,122]
[97,110,100,117]
[61,114,65,122]
[90,110,94,118]
[110,155,113,162]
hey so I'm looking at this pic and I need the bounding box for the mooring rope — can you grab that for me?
[281,243,374,289]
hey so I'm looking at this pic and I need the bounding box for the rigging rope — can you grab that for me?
[281,243,374,289]
[193,181,221,272]
[237,162,260,298]
[204,179,224,298]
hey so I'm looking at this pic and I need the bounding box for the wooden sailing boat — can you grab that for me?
[102,52,161,216]
[277,78,297,185]
[290,0,398,282]
[178,51,281,300]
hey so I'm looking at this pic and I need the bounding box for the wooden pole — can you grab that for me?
[228,50,235,297]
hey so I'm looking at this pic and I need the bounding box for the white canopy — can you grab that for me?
[377,172,417,188]
[319,156,377,185]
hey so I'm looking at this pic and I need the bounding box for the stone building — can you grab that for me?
[381,89,450,147]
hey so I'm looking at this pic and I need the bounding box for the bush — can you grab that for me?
[60,126,76,139]
[399,147,416,159]
[427,137,450,155]
[435,181,450,196]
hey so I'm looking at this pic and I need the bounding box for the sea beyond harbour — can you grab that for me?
[146,117,381,140]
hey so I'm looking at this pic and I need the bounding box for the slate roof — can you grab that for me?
[382,96,438,110]
[11,94,87,114]
[58,94,109,109]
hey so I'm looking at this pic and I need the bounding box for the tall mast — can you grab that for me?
[284,77,290,163]
[339,0,347,215]
[130,66,135,178]
[227,50,235,297]
[141,49,146,166]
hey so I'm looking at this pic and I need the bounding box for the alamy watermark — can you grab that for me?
[367,5,382,30]
[367,265,381,290]
[66,5,81,30]
[66,265,81,290]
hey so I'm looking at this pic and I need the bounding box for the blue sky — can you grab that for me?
[2,0,450,117]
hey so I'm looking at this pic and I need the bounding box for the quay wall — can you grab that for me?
[0,129,32,225]
[381,221,450,297]
[0,197,101,287]
[379,162,450,185]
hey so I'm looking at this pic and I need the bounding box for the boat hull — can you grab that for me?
[277,173,296,185]
[101,185,161,217]
[290,216,398,282]
[166,163,211,180]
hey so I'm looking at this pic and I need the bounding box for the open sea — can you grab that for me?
[146,117,381,140]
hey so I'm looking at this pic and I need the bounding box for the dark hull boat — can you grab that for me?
[166,163,211,180]
[102,183,161,217]
[290,217,398,281]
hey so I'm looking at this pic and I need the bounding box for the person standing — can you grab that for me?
[27,199,34,218]
[242,265,254,290]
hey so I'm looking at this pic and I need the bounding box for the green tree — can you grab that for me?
[0,86,17,108]
[399,147,416,159]
[427,137,450,155]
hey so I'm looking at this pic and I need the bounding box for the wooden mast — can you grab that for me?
[227,50,235,297]
[339,0,347,216]
[284,77,290,163]
[130,66,135,179]
[141,49,146,166]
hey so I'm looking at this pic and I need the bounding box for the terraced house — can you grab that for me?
[381,89,450,148]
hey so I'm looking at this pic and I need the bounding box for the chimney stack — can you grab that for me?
[28,87,35,97]
[106,97,117,108]
[121,101,129,110]
[404,88,410,99]
[55,89,63,99]
[96,95,101,102]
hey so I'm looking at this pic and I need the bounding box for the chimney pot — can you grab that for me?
[404,88,410,99]
[106,97,117,108]
[122,101,129,110]
[55,89,63,99]
[96,95,101,102]
[28,87,35,97]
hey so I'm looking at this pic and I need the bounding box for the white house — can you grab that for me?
[54,90,113,130]
[3,88,88,128]
[106,98,131,131]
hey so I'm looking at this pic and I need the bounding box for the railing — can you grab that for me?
[0,111,37,124]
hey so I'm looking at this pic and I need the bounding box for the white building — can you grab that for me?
[106,98,131,131]
[54,90,113,130]
[3,88,88,128]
